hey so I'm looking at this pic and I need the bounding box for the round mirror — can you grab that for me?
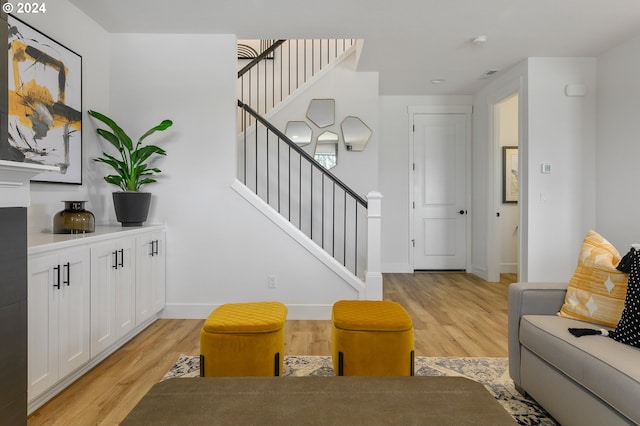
[314,131,339,170]
[285,121,313,146]
[341,116,372,152]
[306,99,335,128]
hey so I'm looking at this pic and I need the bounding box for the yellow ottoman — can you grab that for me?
[200,302,287,377]
[331,300,414,376]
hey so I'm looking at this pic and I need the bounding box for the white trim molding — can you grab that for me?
[0,160,58,208]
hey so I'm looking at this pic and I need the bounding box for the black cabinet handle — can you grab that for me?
[150,240,159,256]
[118,249,124,268]
[63,262,70,286]
[112,251,118,269]
[53,265,61,289]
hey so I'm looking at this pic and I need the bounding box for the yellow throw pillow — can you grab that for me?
[558,230,628,328]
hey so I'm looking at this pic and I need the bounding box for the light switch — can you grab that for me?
[541,163,551,174]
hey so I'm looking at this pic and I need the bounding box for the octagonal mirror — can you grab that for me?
[306,99,335,128]
[341,116,372,152]
[285,121,313,146]
[314,131,339,170]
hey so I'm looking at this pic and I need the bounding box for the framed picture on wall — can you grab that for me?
[502,146,518,203]
[6,15,83,184]
[237,40,275,59]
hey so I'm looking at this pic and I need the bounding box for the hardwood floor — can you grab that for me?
[27,272,516,425]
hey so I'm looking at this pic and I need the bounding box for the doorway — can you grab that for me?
[495,93,519,278]
[409,106,471,271]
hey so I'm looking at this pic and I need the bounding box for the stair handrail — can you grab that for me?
[238,40,286,78]
[238,99,367,208]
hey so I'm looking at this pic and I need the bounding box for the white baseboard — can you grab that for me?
[162,303,333,320]
[500,263,518,274]
[381,262,412,273]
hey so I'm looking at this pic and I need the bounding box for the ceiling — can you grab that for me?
[68,0,640,96]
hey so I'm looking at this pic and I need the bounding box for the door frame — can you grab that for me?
[486,79,525,282]
[408,105,472,271]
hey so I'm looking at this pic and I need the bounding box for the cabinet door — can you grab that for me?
[27,254,59,400]
[150,233,166,314]
[115,238,135,338]
[57,247,91,378]
[90,238,135,357]
[136,231,166,325]
[90,241,117,356]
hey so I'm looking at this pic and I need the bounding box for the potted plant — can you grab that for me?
[88,110,173,227]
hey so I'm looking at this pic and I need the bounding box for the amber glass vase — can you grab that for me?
[53,201,95,234]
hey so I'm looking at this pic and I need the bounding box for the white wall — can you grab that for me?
[472,58,597,283]
[472,63,527,281]
[596,33,640,251]
[378,95,473,273]
[269,53,380,199]
[20,3,111,230]
[526,58,597,281]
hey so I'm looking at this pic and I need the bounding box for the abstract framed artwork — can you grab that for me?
[6,15,83,184]
[502,146,518,203]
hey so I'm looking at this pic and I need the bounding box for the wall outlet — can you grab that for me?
[268,275,277,289]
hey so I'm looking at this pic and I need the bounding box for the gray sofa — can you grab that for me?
[508,282,640,426]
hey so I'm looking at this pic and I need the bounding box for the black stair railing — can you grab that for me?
[238,39,356,131]
[238,100,368,278]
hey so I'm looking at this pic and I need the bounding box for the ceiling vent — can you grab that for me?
[481,69,500,79]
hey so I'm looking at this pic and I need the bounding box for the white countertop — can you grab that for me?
[28,224,166,254]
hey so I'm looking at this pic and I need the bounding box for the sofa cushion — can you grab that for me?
[520,315,640,422]
[558,230,628,327]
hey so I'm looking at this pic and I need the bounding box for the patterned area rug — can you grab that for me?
[163,355,557,426]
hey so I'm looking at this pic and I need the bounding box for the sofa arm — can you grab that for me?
[507,282,568,389]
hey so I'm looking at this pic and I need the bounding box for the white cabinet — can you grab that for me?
[136,231,166,325]
[90,237,135,357]
[28,246,90,401]
[27,225,166,413]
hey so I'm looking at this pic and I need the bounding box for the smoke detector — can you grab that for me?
[471,35,488,45]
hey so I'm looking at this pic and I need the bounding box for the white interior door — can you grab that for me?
[413,113,467,270]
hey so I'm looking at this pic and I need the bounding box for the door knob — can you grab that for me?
[458,210,466,215]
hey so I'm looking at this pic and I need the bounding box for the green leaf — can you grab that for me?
[104,175,124,190]
[138,178,157,187]
[96,129,123,152]
[88,110,133,152]
[95,157,125,177]
[138,120,173,144]
[133,163,147,178]
[132,144,166,166]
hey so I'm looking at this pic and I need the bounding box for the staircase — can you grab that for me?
[235,39,382,297]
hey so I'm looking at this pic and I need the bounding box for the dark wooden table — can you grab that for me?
[122,376,516,425]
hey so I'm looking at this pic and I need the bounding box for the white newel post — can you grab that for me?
[366,191,383,300]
